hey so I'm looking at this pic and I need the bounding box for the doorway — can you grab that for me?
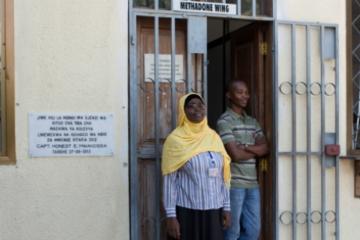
[130,16,274,240]
[207,19,274,240]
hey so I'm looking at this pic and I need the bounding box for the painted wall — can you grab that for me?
[0,1,129,240]
[276,0,359,239]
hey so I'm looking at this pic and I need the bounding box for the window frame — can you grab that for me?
[0,0,15,164]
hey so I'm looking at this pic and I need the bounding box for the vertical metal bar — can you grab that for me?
[237,0,241,16]
[171,17,177,128]
[154,16,161,240]
[305,24,312,240]
[273,0,276,18]
[129,12,139,240]
[290,23,297,240]
[187,20,192,93]
[252,0,256,17]
[154,0,159,10]
[320,25,327,240]
[274,21,280,240]
[334,25,340,240]
[203,52,208,103]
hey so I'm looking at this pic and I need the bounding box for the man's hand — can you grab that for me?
[166,217,180,239]
[222,211,231,229]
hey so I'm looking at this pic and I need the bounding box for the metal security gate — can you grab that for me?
[129,10,208,240]
[274,21,340,240]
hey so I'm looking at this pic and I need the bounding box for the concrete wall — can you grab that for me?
[276,0,359,239]
[0,1,129,240]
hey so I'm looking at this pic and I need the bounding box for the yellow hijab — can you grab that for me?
[161,93,231,184]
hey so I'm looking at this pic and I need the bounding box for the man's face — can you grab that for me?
[184,97,206,123]
[227,82,250,109]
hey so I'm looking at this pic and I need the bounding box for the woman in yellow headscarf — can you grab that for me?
[162,93,231,240]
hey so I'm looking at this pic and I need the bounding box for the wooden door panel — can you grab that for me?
[137,18,187,149]
[231,23,273,240]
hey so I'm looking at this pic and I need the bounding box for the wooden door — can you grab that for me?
[231,22,273,240]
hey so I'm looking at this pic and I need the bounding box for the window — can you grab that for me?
[0,0,15,164]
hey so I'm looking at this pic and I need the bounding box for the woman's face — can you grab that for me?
[184,97,206,123]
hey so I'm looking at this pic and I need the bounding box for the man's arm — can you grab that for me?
[224,141,256,163]
[242,136,268,157]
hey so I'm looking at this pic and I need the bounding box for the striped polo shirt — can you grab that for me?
[216,108,264,189]
[163,151,230,218]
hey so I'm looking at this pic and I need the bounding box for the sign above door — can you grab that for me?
[172,0,237,15]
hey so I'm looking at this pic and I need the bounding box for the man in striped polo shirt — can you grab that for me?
[217,80,268,240]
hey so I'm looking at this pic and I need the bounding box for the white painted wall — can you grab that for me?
[276,0,360,239]
[0,1,129,240]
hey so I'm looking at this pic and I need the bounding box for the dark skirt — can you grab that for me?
[168,206,224,240]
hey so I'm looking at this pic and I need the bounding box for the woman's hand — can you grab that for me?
[166,217,181,239]
[222,210,231,229]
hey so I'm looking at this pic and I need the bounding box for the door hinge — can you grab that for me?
[260,42,268,56]
[259,158,268,172]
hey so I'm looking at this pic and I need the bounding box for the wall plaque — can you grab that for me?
[29,113,114,157]
[144,54,184,82]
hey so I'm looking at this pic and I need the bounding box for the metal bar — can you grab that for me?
[278,151,321,156]
[290,23,297,240]
[237,0,241,16]
[131,9,274,21]
[277,20,338,28]
[274,20,280,240]
[171,17,177,129]
[203,18,208,101]
[334,25,340,240]
[187,20,192,93]
[320,25,327,240]
[154,16,161,240]
[154,0,159,10]
[252,0,256,17]
[305,24,312,240]
[203,53,208,103]
[129,12,139,240]
[273,0,277,19]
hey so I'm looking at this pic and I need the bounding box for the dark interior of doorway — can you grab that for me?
[207,18,250,129]
[207,18,274,240]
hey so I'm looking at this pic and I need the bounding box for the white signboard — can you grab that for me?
[144,54,184,82]
[29,113,114,157]
[172,0,237,15]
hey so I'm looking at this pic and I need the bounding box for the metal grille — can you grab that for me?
[275,21,339,240]
[129,10,207,240]
[352,0,360,149]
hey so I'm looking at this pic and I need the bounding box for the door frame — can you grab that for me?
[128,4,275,240]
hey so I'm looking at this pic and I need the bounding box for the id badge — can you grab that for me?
[208,168,219,177]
